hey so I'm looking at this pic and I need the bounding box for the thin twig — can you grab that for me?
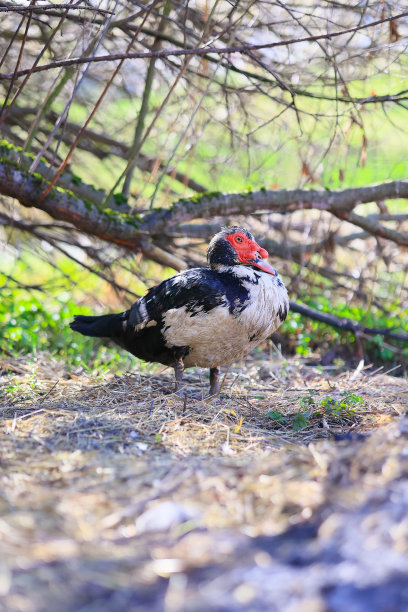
[39,0,160,199]
[122,0,173,197]
[0,4,115,13]
[2,10,408,81]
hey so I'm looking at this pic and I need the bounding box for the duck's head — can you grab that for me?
[207,226,277,275]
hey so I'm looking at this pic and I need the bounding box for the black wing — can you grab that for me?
[127,267,250,329]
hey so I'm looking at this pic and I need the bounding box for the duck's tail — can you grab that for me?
[70,313,124,338]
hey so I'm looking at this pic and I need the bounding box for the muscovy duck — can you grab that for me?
[70,226,289,396]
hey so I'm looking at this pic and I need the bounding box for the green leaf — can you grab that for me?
[267,411,286,424]
[292,413,308,431]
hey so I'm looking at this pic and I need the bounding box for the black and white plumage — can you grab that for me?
[70,227,289,396]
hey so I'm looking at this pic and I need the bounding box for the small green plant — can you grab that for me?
[319,392,364,418]
[267,390,365,431]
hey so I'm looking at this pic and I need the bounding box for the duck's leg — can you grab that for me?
[174,356,185,397]
[209,366,221,397]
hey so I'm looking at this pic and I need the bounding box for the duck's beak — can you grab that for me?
[247,244,277,275]
[249,256,278,275]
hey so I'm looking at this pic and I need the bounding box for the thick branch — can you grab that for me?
[1,142,406,266]
[0,158,144,247]
[2,149,407,341]
[143,182,408,246]
[0,146,187,268]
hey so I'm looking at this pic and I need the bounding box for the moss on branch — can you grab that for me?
[0,153,141,245]
[1,137,407,256]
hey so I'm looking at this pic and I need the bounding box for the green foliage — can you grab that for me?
[299,389,364,420]
[0,288,134,372]
[1,249,164,373]
[267,390,365,431]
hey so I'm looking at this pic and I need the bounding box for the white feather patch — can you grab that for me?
[162,268,289,368]
[134,318,157,332]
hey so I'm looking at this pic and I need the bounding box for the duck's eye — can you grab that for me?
[235,236,243,243]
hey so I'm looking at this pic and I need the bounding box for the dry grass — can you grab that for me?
[0,353,407,611]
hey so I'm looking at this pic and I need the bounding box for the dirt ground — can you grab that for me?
[1,353,408,612]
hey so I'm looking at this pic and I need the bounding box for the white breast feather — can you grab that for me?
[162,267,288,368]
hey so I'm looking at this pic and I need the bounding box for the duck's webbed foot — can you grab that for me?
[173,356,185,397]
[208,366,221,397]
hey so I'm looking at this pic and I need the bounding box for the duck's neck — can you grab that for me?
[207,239,237,269]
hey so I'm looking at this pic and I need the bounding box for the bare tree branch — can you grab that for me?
[1,10,408,81]
[1,144,407,270]
[0,3,115,13]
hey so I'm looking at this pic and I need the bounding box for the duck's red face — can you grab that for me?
[226,231,277,275]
